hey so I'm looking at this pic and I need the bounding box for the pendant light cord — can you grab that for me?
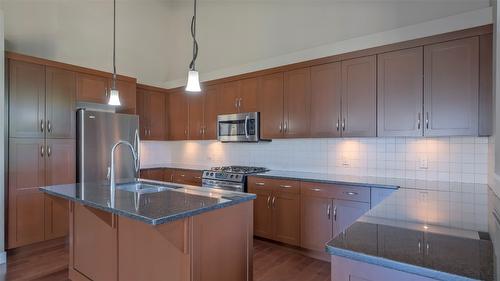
[112,0,117,89]
[189,0,198,71]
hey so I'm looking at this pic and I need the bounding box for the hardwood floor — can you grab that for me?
[0,238,330,281]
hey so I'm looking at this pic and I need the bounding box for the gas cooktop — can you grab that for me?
[209,166,269,174]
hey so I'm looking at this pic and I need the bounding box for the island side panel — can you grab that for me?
[191,201,254,281]
[117,216,191,281]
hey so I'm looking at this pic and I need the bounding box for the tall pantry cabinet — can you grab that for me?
[7,59,75,248]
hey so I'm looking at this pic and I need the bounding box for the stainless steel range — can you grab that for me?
[202,166,269,192]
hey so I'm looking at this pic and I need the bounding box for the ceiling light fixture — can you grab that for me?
[108,0,121,106]
[185,0,201,92]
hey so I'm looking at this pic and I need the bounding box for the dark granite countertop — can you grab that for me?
[140,163,209,171]
[325,186,493,281]
[40,179,255,225]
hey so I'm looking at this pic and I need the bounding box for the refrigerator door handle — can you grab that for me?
[134,129,141,173]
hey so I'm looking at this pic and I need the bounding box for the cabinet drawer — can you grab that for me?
[173,169,202,186]
[301,182,370,203]
[248,177,299,194]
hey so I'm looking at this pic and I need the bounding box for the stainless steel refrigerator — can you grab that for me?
[77,109,140,185]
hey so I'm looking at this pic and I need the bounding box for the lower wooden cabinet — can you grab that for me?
[300,195,333,251]
[172,169,203,186]
[141,168,203,186]
[44,195,69,240]
[140,168,165,181]
[248,177,300,246]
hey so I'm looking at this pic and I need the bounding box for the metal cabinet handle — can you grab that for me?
[255,182,265,186]
[194,176,201,179]
[105,87,109,98]
[418,240,422,253]
[238,98,242,108]
[40,120,44,132]
[327,204,331,220]
[180,174,185,177]
[199,127,203,135]
[417,113,421,130]
[47,120,52,133]
[235,98,238,108]
[425,242,430,255]
[344,191,358,196]
[425,112,429,129]
[271,196,276,208]
[283,122,288,132]
[47,145,51,157]
[336,118,340,131]
[333,206,337,221]
[266,196,271,208]
[311,188,321,192]
[279,185,292,188]
[40,145,44,157]
[342,118,346,131]
[279,122,283,132]
[184,129,188,136]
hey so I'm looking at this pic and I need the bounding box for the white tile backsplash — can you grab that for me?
[141,136,489,184]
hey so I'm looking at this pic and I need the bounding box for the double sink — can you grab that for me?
[115,181,181,194]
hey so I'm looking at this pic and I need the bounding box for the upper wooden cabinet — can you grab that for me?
[137,87,166,140]
[424,37,479,136]
[188,92,205,140]
[284,68,311,138]
[203,85,220,140]
[8,60,46,138]
[76,72,109,104]
[168,90,189,140]
[258,73,285,139]
[114,79,137,114]
[341,55,377,137]
[45,67,77,139]
[310,62,342,138]
[218,78,258,115]
[377,47,423,137]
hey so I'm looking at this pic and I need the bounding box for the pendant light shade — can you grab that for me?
[108,0,121,105]
[186,70,201,92]
[186,0,201,93]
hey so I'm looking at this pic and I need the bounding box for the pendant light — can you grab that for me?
[185,0,201,92]
[108,0,121,105]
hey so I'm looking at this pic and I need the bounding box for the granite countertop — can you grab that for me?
[140,163,210,171]
[325,186,494,281]
[40,179,256,225]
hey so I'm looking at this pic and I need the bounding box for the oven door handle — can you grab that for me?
[244,115,249,139]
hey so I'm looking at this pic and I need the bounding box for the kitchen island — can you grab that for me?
[40,180,256,281]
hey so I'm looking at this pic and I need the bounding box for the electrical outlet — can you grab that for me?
[418,156,428,169]
[342,155,350,167]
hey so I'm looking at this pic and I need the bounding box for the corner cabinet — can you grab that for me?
[137,87,167,140]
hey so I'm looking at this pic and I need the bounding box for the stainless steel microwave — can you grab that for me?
[217,112,260,142]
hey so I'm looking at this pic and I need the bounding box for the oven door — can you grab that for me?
[217,112,259,142]
[202,179,244,193]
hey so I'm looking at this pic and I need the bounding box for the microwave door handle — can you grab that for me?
[244,116,249,139]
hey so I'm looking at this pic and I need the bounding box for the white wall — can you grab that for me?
[0,0,491,88]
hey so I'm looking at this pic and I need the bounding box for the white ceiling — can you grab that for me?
[0,0,491,88]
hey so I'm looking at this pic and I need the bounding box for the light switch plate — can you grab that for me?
[418,156,428,169]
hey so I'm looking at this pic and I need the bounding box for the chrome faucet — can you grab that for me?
[109,140,139,189]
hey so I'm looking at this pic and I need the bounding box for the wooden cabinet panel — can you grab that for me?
[148,90,166,140]
[247,186,273,239]
[45,139,76,186]
[218,80,240,114]
[73,204,117,281]
[378,225,424,266]
[118,217,190,281]
[239,77,258,113]
[203,85,219,140]
[114,79,137,114]
[284,68,311,138]
[9,60,45,138]
[332,200,369,238]
[44,195,69,240]
[258,73,284,139]
[168,91,188,140]
[300,195,333,251]
[272,191,300,246]
[172,169,202,186]
[140,168,165,181]
[300,181,370,203]
[76,72,108,104]
[479,33,493,136]
[310,62,342,138]
[9,192,46,249]
[377,47,423,137]
[341,56,377,137]
[164,168,175,183]
[45,67,76,139]
[424,37,479,136]
[188,92,205,140]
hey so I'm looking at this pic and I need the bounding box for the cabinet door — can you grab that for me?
[378,225,424,266]
[300,195,333,251]
[284,68,311,138]
[137,89,149,139]
[9,60,46,138]
[272,190,300,246]
[114,79,137,114]
[258,73,284,139]
[239,77,258,113]
[188,92,205,140]
[378,47,423,137]
[424,37,479,136]
[172,169,202,186]
[76,72,109,104]
[44,195,69,240]
[163,168,175,183]
[310,62,342,138]
[341,56,377,137]
[146,91,167,140]
[332,200,369,238]
[247,185,273,240]
[141,168,164,181]
[8,138,46,248]
[479,34,493,136]
[203,85,219,140]
[218,80,240,114]
[45,67,76,139]
[73,204,117,281]
[168,91,188,140]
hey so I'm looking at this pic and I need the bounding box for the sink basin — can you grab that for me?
[115,182,173,194]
